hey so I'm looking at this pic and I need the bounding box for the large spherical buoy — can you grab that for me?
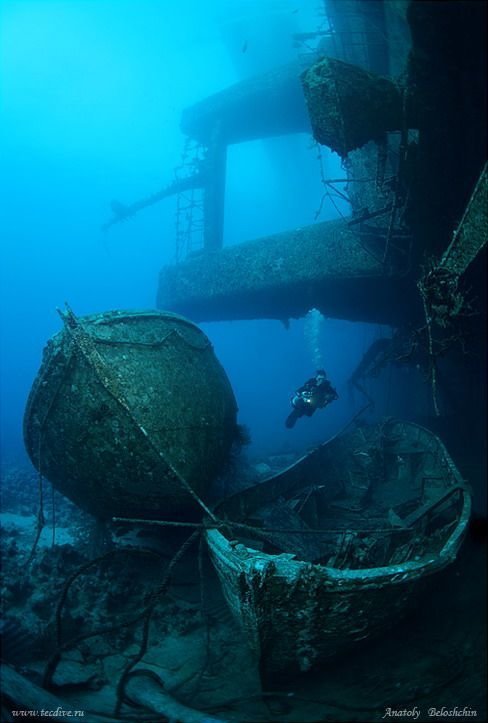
[23,308,238,520]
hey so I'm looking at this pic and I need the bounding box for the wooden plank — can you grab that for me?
[401,485,464,528]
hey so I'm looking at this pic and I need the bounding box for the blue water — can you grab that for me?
[1,5,486,721]
[0,0,389,463]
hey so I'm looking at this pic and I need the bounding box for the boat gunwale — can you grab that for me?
[206,420,471,588]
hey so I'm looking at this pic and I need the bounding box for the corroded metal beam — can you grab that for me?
[101,171,205,232]
[181,60,312,145]
[157,219,415,325]
[202,123,227,251]
[440,162,488,277]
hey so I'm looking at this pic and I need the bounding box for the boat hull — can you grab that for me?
[206,421,471,679]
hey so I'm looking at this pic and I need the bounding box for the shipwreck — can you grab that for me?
[206,419,471,681]
[6,1,486,720]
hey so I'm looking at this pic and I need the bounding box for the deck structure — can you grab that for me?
[102,0,485,330]
[158,218,414,325]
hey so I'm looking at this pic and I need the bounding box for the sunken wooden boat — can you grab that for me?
[206,419,471,681]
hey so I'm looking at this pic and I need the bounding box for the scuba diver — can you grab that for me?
[285,370,338,429]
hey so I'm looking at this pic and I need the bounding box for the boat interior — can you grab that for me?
[219,423,466,569]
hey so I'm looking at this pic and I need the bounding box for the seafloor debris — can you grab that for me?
[0,454,484,721]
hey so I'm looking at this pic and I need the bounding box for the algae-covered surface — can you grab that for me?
[301,56,405,158]
[23,310,237,520]
[158,219,413,325]
[1,460,485,722]
[442,162,488,276]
